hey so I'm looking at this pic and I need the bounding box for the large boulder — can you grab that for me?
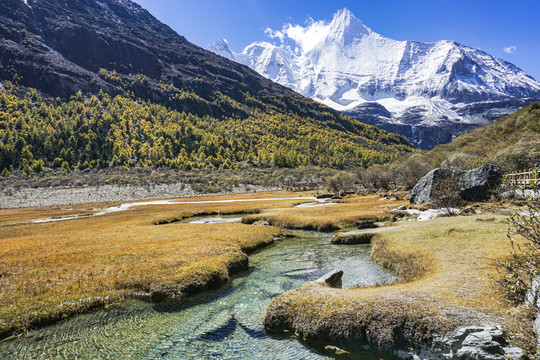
[459,165,502,201]
[410,168,463,205]
[410,165,502,205]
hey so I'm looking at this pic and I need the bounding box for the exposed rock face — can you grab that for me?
[410,165,502,205]
[0,0,324,116]
[459,165,502,201]
[411,326,524,360]
[209,9,540,150]
[410,168,462,205]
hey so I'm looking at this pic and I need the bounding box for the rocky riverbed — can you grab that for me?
[0,183,279,209]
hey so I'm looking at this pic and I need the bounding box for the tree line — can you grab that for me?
[0,81,413,176]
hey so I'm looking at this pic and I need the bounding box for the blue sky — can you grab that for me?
[133,0,540,80]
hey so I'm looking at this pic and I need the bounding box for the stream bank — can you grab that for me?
[0,231,397,359]
[263,215,525,360]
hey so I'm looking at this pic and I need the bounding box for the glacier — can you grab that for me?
[209,9,540,149]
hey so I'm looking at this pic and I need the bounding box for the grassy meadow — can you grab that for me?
[242,195,408,231]
[0,191,319,339]
[0,190,529,354]
[264,210,534,353]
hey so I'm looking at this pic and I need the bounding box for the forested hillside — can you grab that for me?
[0,82,413,175]
[0,0,415,175]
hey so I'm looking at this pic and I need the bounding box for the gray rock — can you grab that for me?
[315,270,343,288]
[459,165,502,202]
[409,326,524,360]
[357,220,380,229]
[526,276,540,354]
[410,165,502,205]
[500,190,540,201]
[417,208,460,221]
[410,168,461,205]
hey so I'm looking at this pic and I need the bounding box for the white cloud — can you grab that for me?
[264,18,332,54]
[264,28,285,43]
[504,46,517,54]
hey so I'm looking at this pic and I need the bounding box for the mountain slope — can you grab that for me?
[0,0,288,107]
[210,9,540,149]
[358,102,540,191]
[0,0,415,172]
[423,101,540,172]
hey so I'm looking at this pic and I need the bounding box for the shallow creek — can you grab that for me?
[0,228,399,359]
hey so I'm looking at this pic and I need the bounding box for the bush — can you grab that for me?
[497,171,540,305]
[326,172,356,193]
[430,176,465,208]
[497,173,540,359]
[360,164,394,190]
[496,172,539,359]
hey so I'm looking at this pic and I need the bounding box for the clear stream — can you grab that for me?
[0,229,400,360]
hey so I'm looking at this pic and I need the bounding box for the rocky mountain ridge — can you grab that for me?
[210,9,540,149]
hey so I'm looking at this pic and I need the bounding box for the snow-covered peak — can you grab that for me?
[208,8,540,144]
[208,39,235,61]
[326,8,371,45]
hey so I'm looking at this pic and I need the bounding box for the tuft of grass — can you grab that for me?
[331,232,374,245]
[370,235,430,281]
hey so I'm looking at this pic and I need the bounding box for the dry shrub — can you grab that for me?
[505,305,537,359]
[497,172,540,304]
[358,154,432,191]
[496,172,539,358]
[493,136,540,173]
[430,176,465,209]
[326,172,357,193]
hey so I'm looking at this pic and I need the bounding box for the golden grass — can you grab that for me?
[242,195,408,231]
[0,191,315,339]
[1,191,522,353]
[367,215,511,312]
[265,213,518,351]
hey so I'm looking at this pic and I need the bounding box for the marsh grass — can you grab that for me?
[0,192,312,339]
[242,195,407,231]
[265,213,518,352]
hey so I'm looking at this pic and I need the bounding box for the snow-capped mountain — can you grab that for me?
[209,9,540,149]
